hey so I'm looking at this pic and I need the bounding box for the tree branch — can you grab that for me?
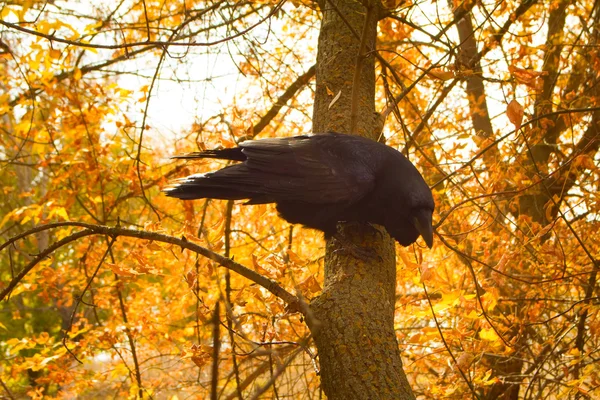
[0,222,305,314]
[0,1,285,51]
[251,64,316,138]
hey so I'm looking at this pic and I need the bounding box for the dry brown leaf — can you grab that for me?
[507,99,524,129]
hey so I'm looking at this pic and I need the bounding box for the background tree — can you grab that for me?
[1,0,600,399]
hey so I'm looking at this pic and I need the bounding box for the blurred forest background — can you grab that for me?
[1,0,599,398]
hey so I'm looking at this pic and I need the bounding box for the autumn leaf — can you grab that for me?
[298,274,321,294]
[106,262,139,277]
[507,99,524,129]
[508,64,547,90]
[420,265,435,282]
[479,327,500,342]
[426,68,455,81]
[456,352,474,371]
[1,1,599,398]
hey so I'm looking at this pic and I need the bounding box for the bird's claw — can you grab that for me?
[331,233,382,262]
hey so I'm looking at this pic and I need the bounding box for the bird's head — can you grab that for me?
[383,164,435,248]
[411,207,434,248]
[385,206,433,248]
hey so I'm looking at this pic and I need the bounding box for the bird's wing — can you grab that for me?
[238,134,376,204]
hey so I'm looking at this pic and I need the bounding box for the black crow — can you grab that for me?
[164,133,434,248]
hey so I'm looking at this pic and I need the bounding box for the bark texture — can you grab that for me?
[308,1,415,398]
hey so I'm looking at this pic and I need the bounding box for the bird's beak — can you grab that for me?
[413,210,434,249]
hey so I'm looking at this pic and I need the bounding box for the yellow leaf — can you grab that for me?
[84,21,103,34]
[567,348,581,357]
[432,290,461,312]
[35,332,50,345]
[5,338,20,346]
[1,7,16,19]
[55,227,73,241]
[10,283,37,297]
[479,327,500,342]
[420,265,435,282]
[37,20,51,35]
[119,88,132,98]
[48,207,69,221]
[49,49,61,59]
[286,249,303,265]
[481,288,499,312]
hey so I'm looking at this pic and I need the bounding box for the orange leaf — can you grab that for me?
[507,99,524,129]
[106,262,139,277]
[420,265,435,282]
[298,275,321,294]
[427,68,454,81]
[508,65,546,90]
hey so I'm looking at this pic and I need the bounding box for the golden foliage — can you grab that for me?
[1,0,599,399]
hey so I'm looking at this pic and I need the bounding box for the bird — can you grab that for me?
[164,132,434,248]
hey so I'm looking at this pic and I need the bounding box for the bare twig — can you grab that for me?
[223,200,243,398]
[210,301,221,400]
[247,347,304,400]
[0,1,285,50]
[251,65,316,138]
[0,377,16,400]
[114,273,145,399]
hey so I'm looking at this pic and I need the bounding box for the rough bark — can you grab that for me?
[308,1,415,398]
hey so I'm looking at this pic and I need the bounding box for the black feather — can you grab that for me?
[164,133,435,248]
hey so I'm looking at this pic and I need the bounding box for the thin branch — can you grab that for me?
[210,301,221,400]
[0,222,305,314]
[0,377,16,400]
[223,200,243,398]
[422,282,482,400]
[251,64,316,138]
[1,229,93,302]
[0,1,285,50]
[62,235,118,364]
[114,272,145,399]
[247,346,304,400]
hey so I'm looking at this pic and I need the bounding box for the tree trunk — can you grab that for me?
[308,1,415,398]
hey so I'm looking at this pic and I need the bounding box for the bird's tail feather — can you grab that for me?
[171,147,245,161]
[164,165,270,202]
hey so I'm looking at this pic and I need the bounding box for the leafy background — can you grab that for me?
[1,0,599,398]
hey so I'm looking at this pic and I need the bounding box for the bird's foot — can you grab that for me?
[365,222,385,240]
[339,221,385,241]
[331,233,382,262]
